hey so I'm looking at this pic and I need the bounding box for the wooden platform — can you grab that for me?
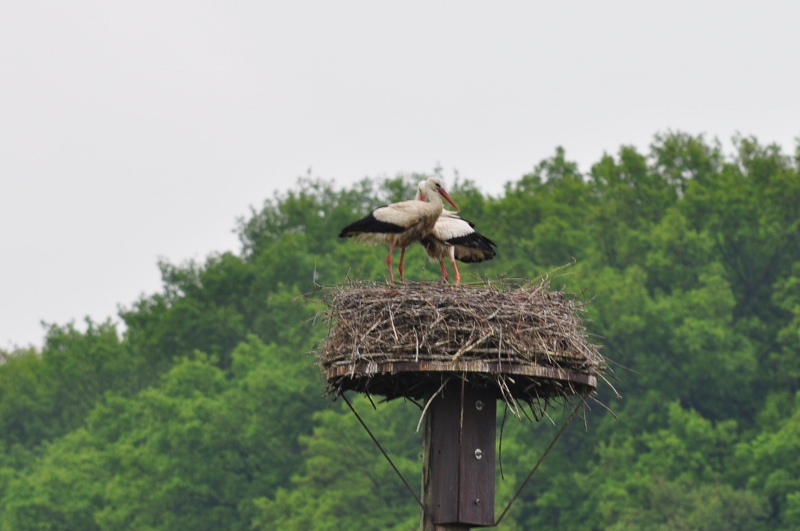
[326,359,597,401]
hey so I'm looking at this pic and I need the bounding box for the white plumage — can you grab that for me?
[415,181,497,284]
[339,177,459,285]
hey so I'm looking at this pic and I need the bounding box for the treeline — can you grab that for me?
[1,132,799,530]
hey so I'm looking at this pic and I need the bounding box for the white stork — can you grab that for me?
[338,177,459,285]
[415,180,497,284]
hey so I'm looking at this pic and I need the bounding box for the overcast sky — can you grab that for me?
[2,1,799,349]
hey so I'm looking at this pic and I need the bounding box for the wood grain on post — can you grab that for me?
[421,384,496,530]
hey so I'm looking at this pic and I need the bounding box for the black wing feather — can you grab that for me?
[338,209,405,238]
[449,231,497,262]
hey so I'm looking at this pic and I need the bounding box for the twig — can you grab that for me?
[415,378,450,433]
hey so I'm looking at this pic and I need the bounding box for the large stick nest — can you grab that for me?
[317,278,606,406]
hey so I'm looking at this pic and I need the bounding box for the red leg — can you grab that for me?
[386,242,396,285]
[439,259,448,282]
[449,247,460,285]
[398,246,406,283]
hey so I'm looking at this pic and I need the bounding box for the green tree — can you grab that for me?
[736,392,800,528]
[4,131,800,530]
[254,396,422,531]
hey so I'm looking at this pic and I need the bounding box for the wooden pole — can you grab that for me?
[421,382,496,530]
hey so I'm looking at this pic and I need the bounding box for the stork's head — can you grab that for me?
[415,180,427,202]
[425,177,459,211]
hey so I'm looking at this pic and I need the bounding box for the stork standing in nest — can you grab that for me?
[338,177,459,285]
[415,180,497,284]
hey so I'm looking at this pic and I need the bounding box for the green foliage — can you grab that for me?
[544,403,768,531]
[0,320,133,448]
[2,132,799,528]
[735,392,800,528]
[771,262,800,391]
[1,429,108,531]
[2,337,322,530]
[254,397,421,531]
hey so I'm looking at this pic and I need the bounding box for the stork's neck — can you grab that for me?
[426,189,445,214]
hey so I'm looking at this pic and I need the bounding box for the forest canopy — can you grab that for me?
[1,132,800,530]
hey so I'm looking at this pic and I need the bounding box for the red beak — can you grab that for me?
[438,189,459,211]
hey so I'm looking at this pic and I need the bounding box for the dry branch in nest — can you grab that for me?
[316,278,607,416]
